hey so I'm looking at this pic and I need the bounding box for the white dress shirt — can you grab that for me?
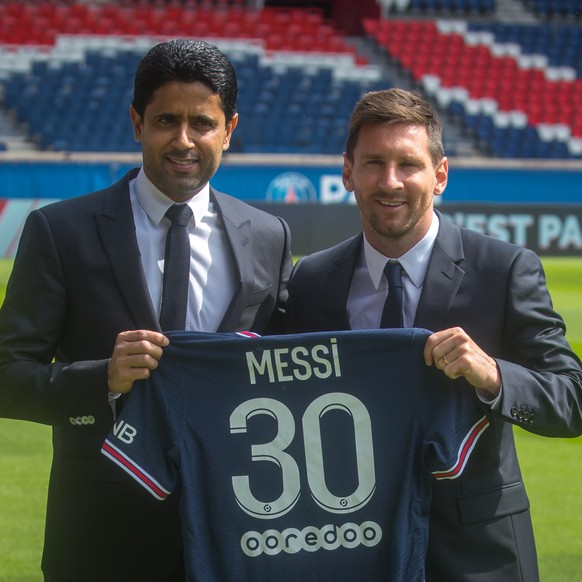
[347,212,440,329]
[129,169,236,332]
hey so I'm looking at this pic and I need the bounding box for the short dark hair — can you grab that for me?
[345,88,444,166]
[132,39,237,123]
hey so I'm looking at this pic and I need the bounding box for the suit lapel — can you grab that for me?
[415,214,465,331]
[211,190,252,332]
[322,234,363,330]
[95,171,160,331]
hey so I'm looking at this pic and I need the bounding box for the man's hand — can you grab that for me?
[424,327,501,397]
[108,330,170,394]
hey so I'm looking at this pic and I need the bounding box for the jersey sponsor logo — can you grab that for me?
[241,521,382,557]
[113,419,137,444]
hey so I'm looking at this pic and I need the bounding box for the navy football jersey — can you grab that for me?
[102,329,488,581]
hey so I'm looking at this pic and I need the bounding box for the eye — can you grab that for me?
[401,160,422,169]
[191,116,217,132]
[157,115,176,125]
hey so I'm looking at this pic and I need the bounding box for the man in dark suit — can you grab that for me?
[286,88,582,581]
[0,39,292,581]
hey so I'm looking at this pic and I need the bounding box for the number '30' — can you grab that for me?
[229,393,376,520]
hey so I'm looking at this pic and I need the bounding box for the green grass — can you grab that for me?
[517,433,582,582]
[543,258,582,355]
[516,257,582,581]
[0,420,51,582]
[0,259,12,306]
[1,257,582,580]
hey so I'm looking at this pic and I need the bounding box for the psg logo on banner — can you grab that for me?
[266,172,318,204]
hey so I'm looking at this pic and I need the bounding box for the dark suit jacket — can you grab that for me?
[286,212,582,582]
[0,169,292,581]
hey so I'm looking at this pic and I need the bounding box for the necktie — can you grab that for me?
[380,260,404,328]
[159,204,193,331]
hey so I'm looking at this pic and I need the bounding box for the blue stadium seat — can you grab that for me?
[524,0,582,17]
[408,0,495,15]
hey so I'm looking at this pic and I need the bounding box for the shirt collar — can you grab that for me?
[363,211,440,289]
[133,167,210,226]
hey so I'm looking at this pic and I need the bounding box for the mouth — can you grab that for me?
[378,200,404,208]
[167,156,199,170]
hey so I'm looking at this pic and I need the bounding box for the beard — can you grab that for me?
[359,192,435,254]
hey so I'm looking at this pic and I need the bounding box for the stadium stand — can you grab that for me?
[523,0,582,18]
[0,0,581,159]
[0,3,385,154]
[363,17,582,158]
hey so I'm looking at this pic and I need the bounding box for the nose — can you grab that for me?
[379,165,403,190]
[174,123,194,149]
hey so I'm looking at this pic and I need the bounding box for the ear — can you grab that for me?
[129,105,143,143]
[222,113,239,151]
[433,156,448,197]
[342,153,354,192]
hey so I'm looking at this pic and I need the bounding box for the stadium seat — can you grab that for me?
[0,3,382,155]
[364,18,582,159]
[2,1,580,159]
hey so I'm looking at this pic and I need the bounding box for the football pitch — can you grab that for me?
[0,257,581,581]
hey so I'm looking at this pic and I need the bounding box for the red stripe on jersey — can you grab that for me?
[101,440,170,500]
[236,331,261,338]
[432,415,490,480]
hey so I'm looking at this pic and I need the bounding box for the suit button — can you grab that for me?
[522,411,530,422]
[528,412,535,423]
[510,406,518,417]
[517,410,524,421]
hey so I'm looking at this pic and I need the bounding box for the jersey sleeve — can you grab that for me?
[101,355,183,500]
[425,377,490,481]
